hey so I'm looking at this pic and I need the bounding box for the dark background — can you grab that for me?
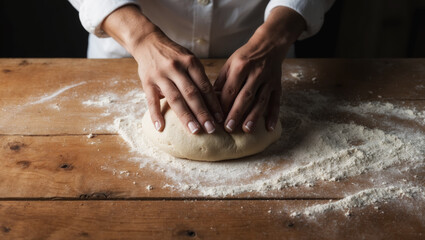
[0,0,424,58]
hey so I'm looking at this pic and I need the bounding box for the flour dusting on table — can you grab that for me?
[292,186,425,218]
[82,88,425,217]
[31,81,87,105]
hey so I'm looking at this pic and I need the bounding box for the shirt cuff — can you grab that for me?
[79,0,140,37]
[264,0,334,40]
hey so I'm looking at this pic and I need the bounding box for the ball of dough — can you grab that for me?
[141,100,282,161]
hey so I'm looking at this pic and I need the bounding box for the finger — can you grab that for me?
[213,63,229,91]
[168,70,216,134]
[187,59,224,123]
[144,83,165,132]
[242,84,271,133]
[224,70,264,132]
[157,79,201,134]
[220,63,248,114]
[265,86,282,131]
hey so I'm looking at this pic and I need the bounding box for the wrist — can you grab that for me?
[252,6,306,50]
[102,5,159,55]
[131,30,166,63]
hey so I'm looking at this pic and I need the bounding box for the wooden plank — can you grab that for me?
[0,59,424,135]
[0,59,423,100]
[1,134,423,199]
[0,200,423,240]
[281,59,425,100]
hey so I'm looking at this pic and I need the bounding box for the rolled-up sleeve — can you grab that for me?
[264,0,335,40]
[68,0,140,37]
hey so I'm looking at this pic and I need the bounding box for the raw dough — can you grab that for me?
[141,100,282,161]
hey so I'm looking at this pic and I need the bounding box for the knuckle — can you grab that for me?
[146,96,157,107]
[183,86,200,99]
[241,90,254,101]
[167,92,183,103]
[150,71,164,80]
[195,110,210,120]
[183,55,197,66]
[179,110,194,121]
[141,71,158,83]
[198,81,212,94]
[165,59,179,69]
[233,61,246,73]
[226,87,238,97]
[231,58,248,73]
[234,56,249,66]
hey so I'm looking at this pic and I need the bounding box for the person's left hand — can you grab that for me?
[214,6,306,133]
[214,38,285,133]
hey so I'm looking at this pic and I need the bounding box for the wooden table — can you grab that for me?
[0,58,424,239]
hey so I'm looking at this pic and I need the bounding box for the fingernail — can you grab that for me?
[154,121,161,131]
[215,112,223,123]
[188,121,199,134]
[245,121,254,132]
[226,119,235,131]
[268,121,276,131]
[204,121,215,134]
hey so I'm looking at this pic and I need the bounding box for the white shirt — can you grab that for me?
[69,0,334,58]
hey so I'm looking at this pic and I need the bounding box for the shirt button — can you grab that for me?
[195,38,208,45]
[197,0,210,6]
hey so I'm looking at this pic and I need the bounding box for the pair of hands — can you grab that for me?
[103,5,305,134]
[136,29,284,135]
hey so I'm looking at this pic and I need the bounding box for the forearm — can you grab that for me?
[249,6,306,54]
[101,5,159,55]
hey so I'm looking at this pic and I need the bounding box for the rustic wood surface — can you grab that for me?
[0,200,423,240]
[0,58,424,239]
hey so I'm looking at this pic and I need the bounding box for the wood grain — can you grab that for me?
[0,134,423,199]
[0,200,423,240]
[0,59,424,238]
[1,59,424,135]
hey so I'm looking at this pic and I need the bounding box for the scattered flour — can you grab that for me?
[340,102,425,125]
[87,133,95,139]
[290,72,304,80]
[292,186,425,217]
[82,94,118,107]
[31,81,86,105]
[83,88,425,216]
[82,89,147,131]
[49,103,61,110]
[416,84,425,90]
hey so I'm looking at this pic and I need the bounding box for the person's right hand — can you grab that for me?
[102,5,223,134]
[134,30,223,134]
